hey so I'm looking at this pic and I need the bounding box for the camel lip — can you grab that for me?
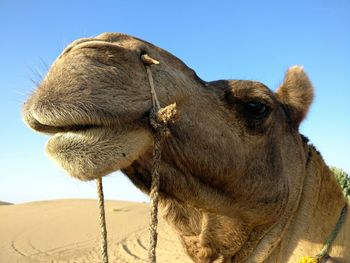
[28,119,103,135]
[23,109,150,136]
[22,99,152,135]
[23,110,109,135]
[43,124,101,135]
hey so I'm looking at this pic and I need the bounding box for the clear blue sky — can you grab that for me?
[1,1,349,204]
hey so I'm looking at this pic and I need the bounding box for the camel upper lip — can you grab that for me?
[25,115,102,135]
[22,105,149,135]
[22,108,106,135]
[38,123,100,134]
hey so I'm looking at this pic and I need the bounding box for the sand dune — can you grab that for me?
[0,199,191,263]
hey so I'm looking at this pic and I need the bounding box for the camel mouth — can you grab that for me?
[23,108,153,181]
[57,124,99,133]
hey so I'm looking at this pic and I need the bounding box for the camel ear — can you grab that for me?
[275,66,314,128]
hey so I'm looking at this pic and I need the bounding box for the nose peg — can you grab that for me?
[141,54,160,65]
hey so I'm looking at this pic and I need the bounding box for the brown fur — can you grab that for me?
[22,33,349,262]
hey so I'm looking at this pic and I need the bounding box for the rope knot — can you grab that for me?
[150,103,178,137]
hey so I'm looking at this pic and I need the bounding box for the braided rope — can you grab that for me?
[147,105,177,263]
[143,55,161,263]
[96,176,109,263]
[142,54,177,263]
[148,121,161,263]
[316,204,348,262]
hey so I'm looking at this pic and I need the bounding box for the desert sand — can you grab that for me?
[0,199,191,263]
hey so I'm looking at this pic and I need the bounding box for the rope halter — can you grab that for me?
[95,53,177,263]
[141,53,177,263]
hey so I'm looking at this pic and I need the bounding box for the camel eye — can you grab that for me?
[244,101,269,119]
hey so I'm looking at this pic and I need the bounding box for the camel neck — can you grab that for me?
[269,146,349,262]
[235,143,348,262]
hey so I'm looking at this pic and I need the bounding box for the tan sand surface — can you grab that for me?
[0,199,191,263]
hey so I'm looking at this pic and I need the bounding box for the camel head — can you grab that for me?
[23,32,202,180]
[23,33,317,259]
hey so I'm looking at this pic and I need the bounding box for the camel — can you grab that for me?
[22,33,349,262]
